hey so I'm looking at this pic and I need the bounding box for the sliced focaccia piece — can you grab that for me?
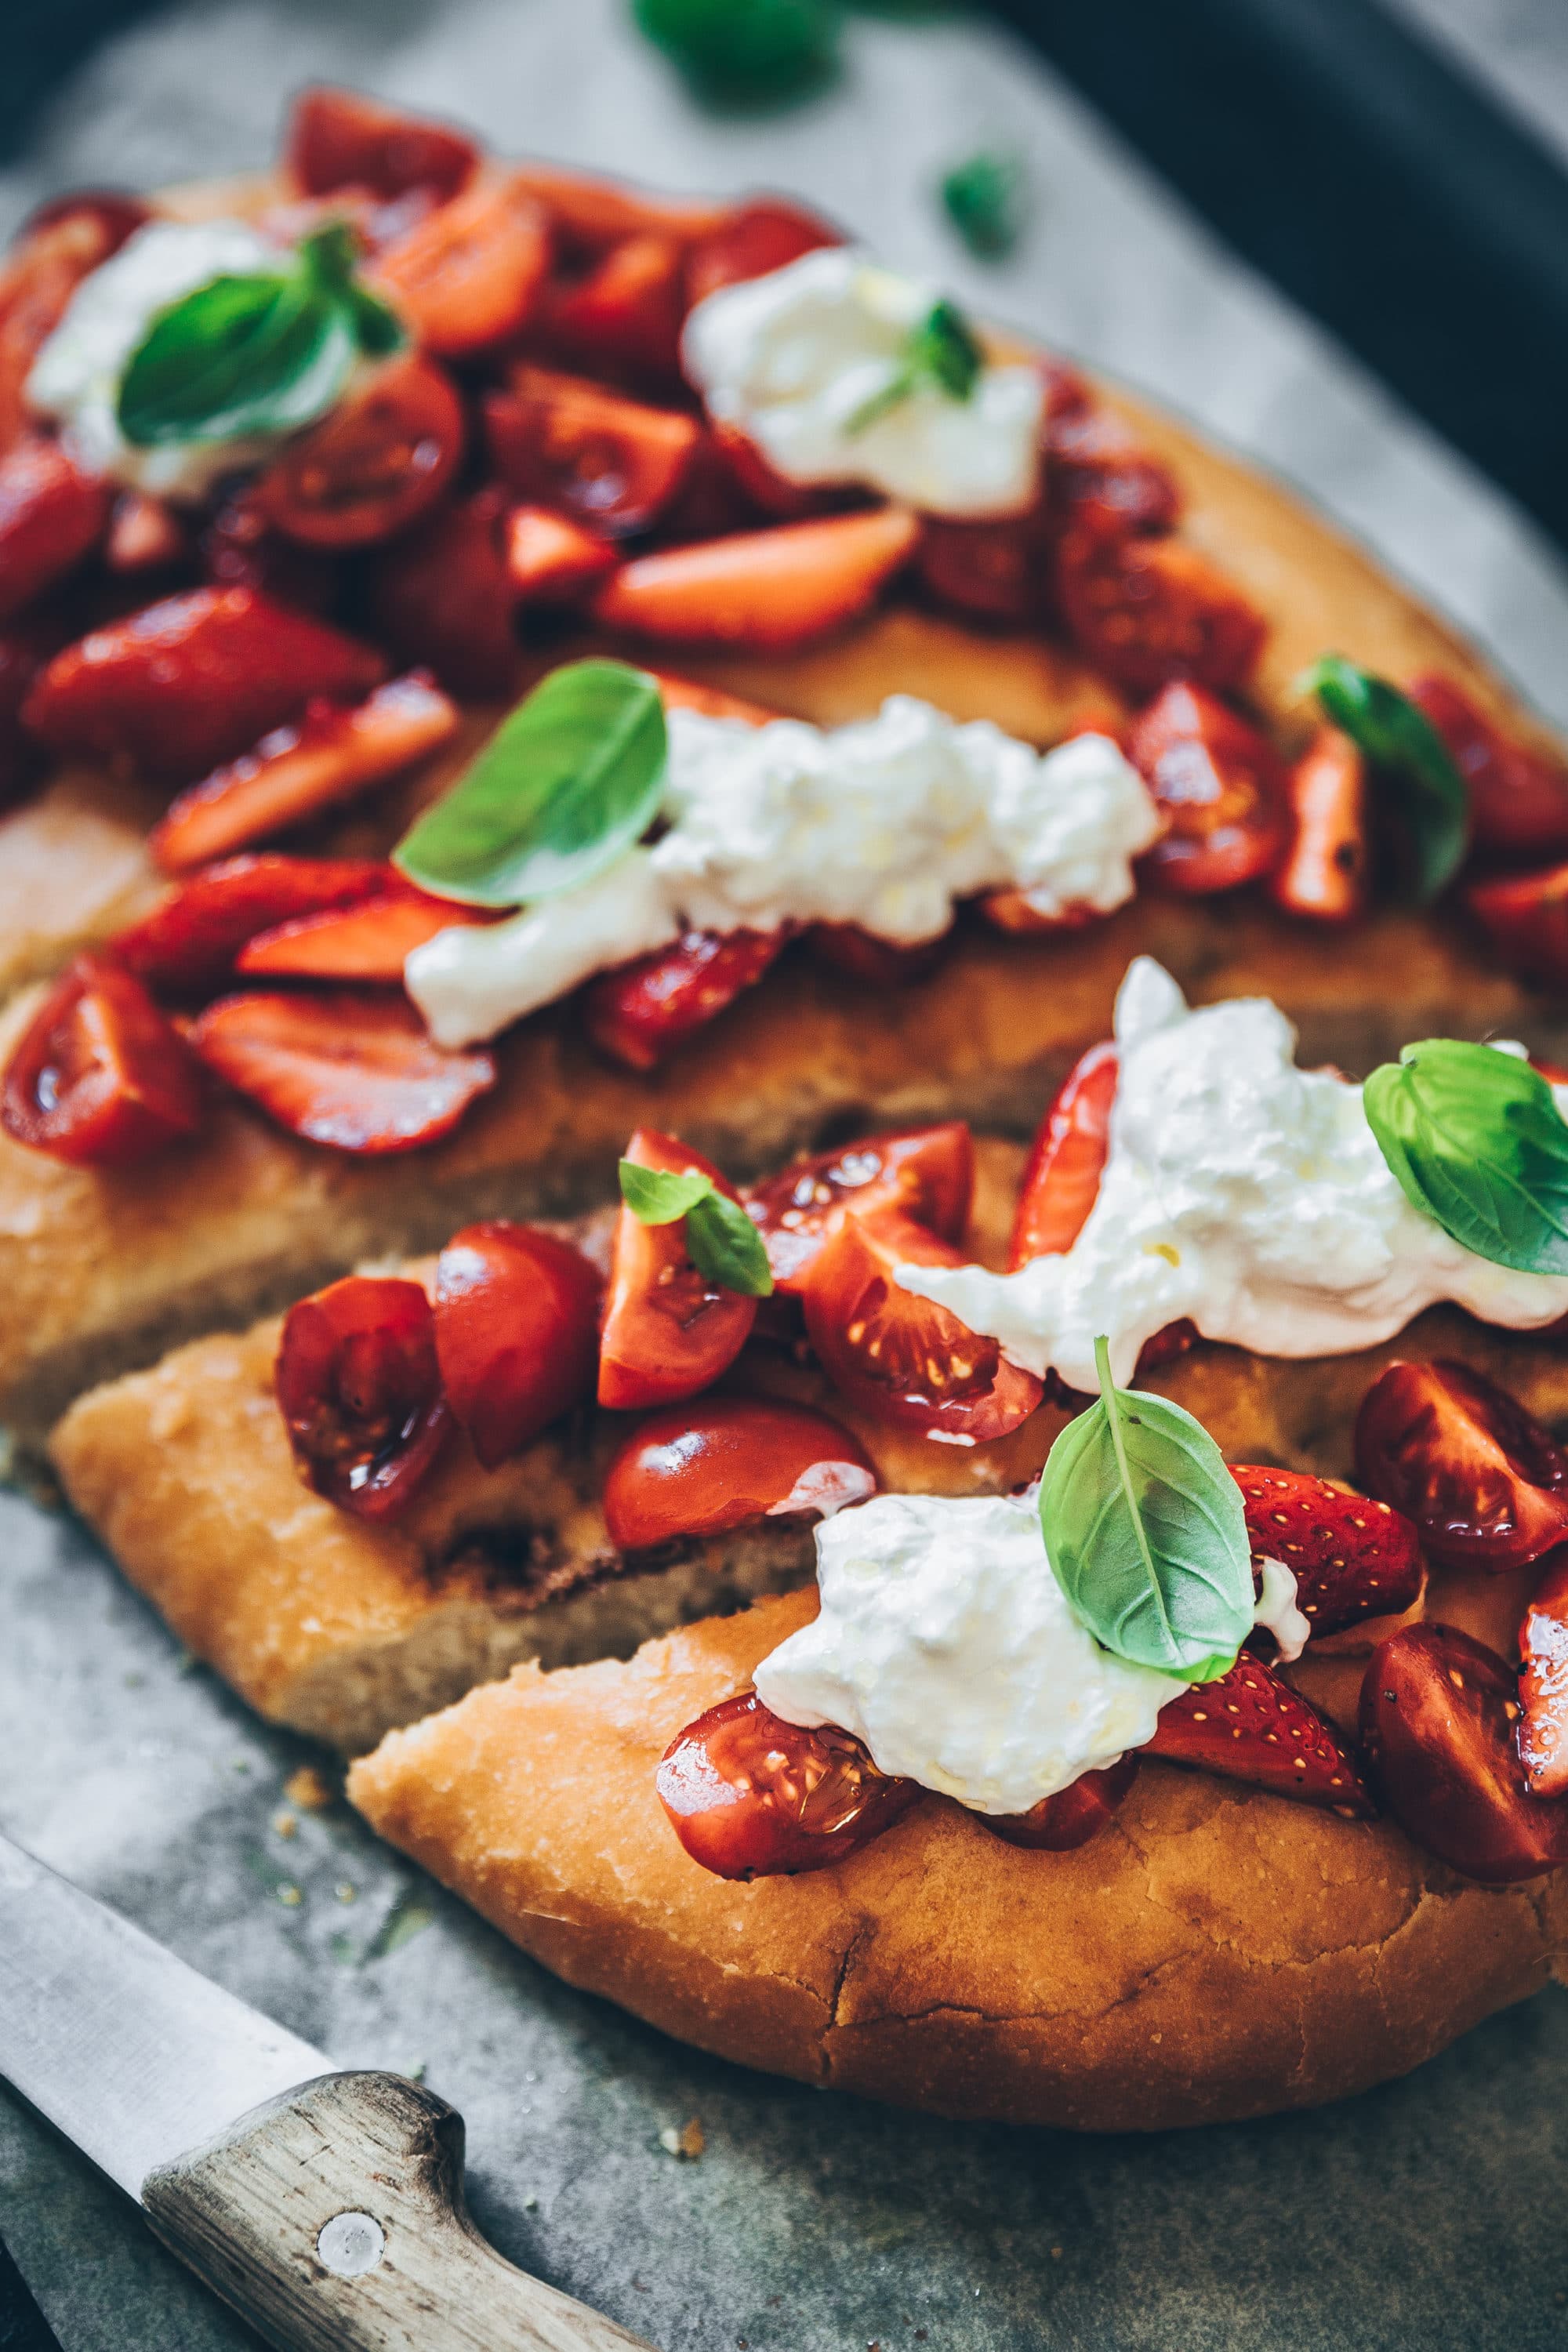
[345,1584,1567,2133]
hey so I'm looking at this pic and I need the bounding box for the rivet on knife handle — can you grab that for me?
[140,2070,657,2352]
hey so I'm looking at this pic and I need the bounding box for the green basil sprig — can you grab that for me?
[619,1160,775,1297]
[1364,1038,1568,1275]
[1302,653,1469,906]
[117,222,403,449]
[940,151,1026,260]
[632,0,840,105]
[394,661,667,908]
[1039,1336,1254,1681]
[848,297,984,437]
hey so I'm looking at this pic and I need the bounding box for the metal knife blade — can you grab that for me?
[0,1833,328,2199]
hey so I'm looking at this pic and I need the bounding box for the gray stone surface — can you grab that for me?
[2,5,1568,2347]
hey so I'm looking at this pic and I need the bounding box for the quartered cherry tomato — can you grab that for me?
[1126,682,1289,895]
[255,355,463,548]
[367,490,519,699]
[1056,528,1266,700]
[915,509,1049,626]
[485,367,700,539]
[1467,864,1568,993]
[603,1396,876,1551]
[1,956,202,1166]
[597,1127,758,1410]
[1268,724,1368,924]
[1408,673,1568,862]
[1360,1624,1568,1883]
[285,85,478,204]
[434,1221,601,1469]
[655,1689,916,1878]
[984,1755,1138,1851]
[1355,1359,1568,1573]
[1046,399,1181,538]
[371,178,550,355]
[746,1122,975,1295]
[275,1273,451,1520]
[802,1203,1043,1440]
[1008,1040,1118,1269]
[683,198,842,310]
[548,231,685,379]
[1519,1552,1568,1799]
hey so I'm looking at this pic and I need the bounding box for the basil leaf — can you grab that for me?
[619,1160,774,1296]
[1364,1038,1568,1276]
[685,1191,775,1296]
[1039,1336,1254,1679]
[394,661,667,908]
[848,296,985,436]
[632,0,840,103]
[116,222,404,450]
[940,151,1026,260]
[619,1162,712,1224]
[1304,653,1469,905]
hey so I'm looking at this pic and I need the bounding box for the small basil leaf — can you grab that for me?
[685,1190,775,1296]
[118,270,357,447]
[940,150,1026,260]
[394,660,668,908]
[1039,1335,1254,1679]
[1304,653,1469,905]
[1363,1038,1568,1276]
[632,0,840,104]
[848,296,985,435]
[619,1161,713,1224]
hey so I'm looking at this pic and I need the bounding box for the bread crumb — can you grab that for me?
[1051,2246,1063,2259]
[285,1765,334,1811]
[276,1882,302,1908]
[659,2118,705,2159]
[335,1882,358,1904]
[272,1810,297,1838]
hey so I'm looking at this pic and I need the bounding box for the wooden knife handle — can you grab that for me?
[142,2070,656,2352]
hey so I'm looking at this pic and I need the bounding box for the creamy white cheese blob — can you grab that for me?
[682,248,1046,517]
[406,699,1160,1048]
[898,956,1568,1390]
[27,217,302,502]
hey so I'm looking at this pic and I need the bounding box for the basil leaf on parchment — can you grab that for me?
[848,297,985,435]
[1303,653,1469,906]
[394,661,668,908]
[619,1159,775,1298]
[1364,1038,1568,1276]
[117,222,403,448]
[1039,1336,1253,1680]
[940,150,1026,260]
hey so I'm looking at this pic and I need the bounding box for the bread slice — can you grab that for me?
[345,1585,1567,2132]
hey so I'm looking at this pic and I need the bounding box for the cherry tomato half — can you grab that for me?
[434,1221,601,1470]
[683,198,842,310]
[1056,528,1266,702]
[1126,682,1289,895]
[371,178,550,356]
[1,956,202,1167]
[1408,672,1568,863]
[1008,1040,1117,1270]
[1518,1551,1568,1799]
[1360,1623,1568,1883]
[597,1127,758,1411]
[746,1121,975,1295]
[802,1203,1044,1440]
[603,1396,876,1551]
[256,355,463,549]
[984,1755,1138,1851]
[1467,863,1568,993]
[274,1273,452,1520]
[1354,1359,1568,1573]
[655,1689,916,1878]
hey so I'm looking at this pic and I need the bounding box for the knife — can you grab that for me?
[0,1832,655,2352]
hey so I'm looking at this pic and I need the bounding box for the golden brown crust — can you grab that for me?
[347,1588,1568,2131]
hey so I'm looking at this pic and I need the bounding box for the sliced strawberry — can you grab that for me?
[646,670,776,724]
[1229,1466,1423,1637]
[148,673,459,873]
[365,492,518,699]
[285,85,478,204]
[485,368,700,539]
[1408,673,1568,862]
[1127,682,1289,895]
[1519,1552,1568,1800]
[0,626,50,808]
[113,855,391,992]
[1008,1040,1118,1269]
[683,198,842,309]
[0,436,110,623]
[746,1121,975,1294]
[593,508,919,651]
[985,1756,1139,1850]
[916,508,1051,627]
[253,354,463,550]
[2,955,204,1167]
[1146,1653,1374,1813]
[0,205,140,454]
[582,927,787,1072]
[371,178,550,356]
[275,1273,452,1521]
[1057,528,1266,699]
[104,491,187,575]
[188,990,495,1155]
[1467,864,1568,992]
[808,923,948,989]
[1355,1359,1568,1573]
[510,165,725,256]
[237,888,491,981]
[504,506,619,603]
[22,587,387,786]
[198,495,339,613]
[548,231,685,379]
[1268,724,1368,923]
[1362,1624,1568,1881]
